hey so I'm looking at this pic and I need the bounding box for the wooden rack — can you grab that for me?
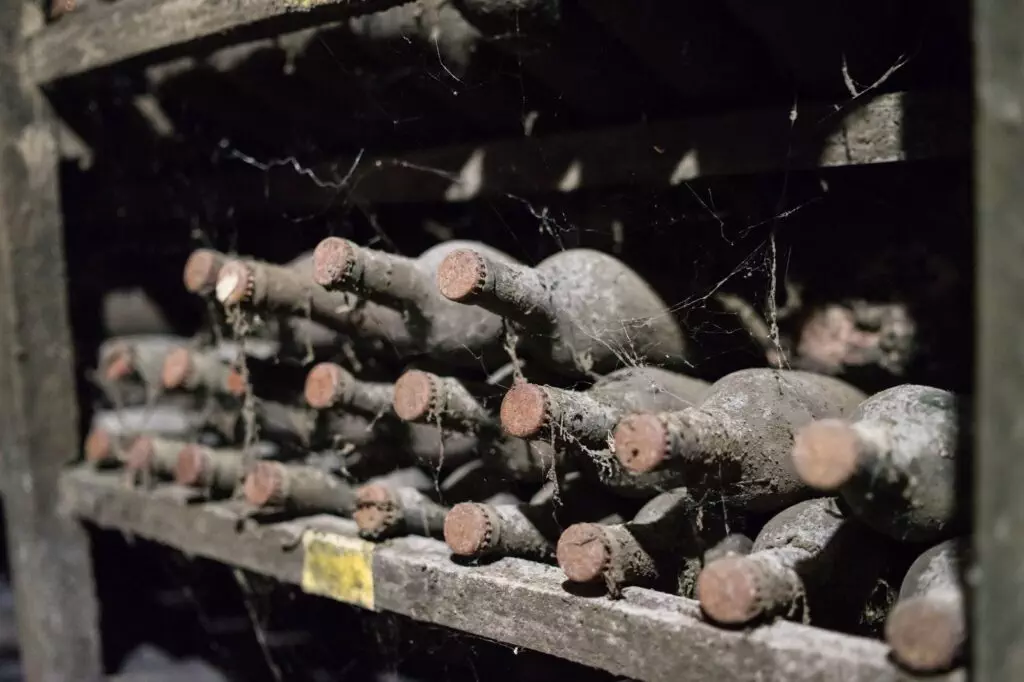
[0,0,1008,678]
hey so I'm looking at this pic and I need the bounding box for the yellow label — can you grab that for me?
[301,531,376,610]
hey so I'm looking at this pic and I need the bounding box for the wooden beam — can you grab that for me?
[25,0,405,85]
[0,1,103,677]
[975,0,1024,677]
[63,467,964,682]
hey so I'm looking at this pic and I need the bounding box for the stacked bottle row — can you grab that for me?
[84,239,966,674]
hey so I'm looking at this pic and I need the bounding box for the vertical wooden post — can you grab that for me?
[0,1,103,680]
[976,0,1024,679]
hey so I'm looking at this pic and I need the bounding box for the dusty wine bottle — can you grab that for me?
[394,369,557,481]
[174,444,246,495]
[703,533,754,565]
[162,347,247,398]
[501,366,709,452]
[243,461,357,516]
[445,471,624,561]
[792,384,960,542]
[696,497,901,635]
[313,238,518,367]
[215,257,414,356]
[124,436,187,486]
[84,427,130,467]
[183,249,229,297]
[305,362,395,418]
[885,539,965,673]
[437,247,688,376]
[614,368,866,512]
[99,336,185,389]
[356,479,520,541]
[557,487,733,597]
[205,399,318,451]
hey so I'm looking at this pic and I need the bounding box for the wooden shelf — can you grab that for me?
[25,0,403,85]
[62,467,964,682]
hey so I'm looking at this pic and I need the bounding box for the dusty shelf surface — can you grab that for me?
[62,466,965,682]
[25,0,401,84]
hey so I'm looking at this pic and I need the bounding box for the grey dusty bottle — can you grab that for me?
[792,384,960,543]
[304,362,481,471]
[886,539,965,673]
[444,471,626,562]
[696,498,902,636]
[215,256,415,359]
[355,469,520,541]
[313,238,519,369]
[162,346,247,398]
[614,369,866,512]
[243,461,357,516]
[124,436,187,487]
[500,366,709,452]
[393,368,558,482]
[556,487,735,597]
[183,249,229,298]
[437,247,689,377]
[174,444,247,496]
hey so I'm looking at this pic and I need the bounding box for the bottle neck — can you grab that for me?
[342,245,429,311]
[441,251,556,329]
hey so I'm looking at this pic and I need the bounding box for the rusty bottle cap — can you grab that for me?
[557,523,613,583]
[436,248,489,303]
[304,362,351,409]
[312,237,359,289]
[101,343,135,382]
[613,413,670,474]
[792,419,865,491]
[393,370,441,422]
[175,444,211,486]
[354,484,402,539]
[183,249,225,296]
[696,555,780,625]
[243,461,287,507]
[215,260,255,306]
[500,383,550,439]
[125,436,156,474]
[885,595,964,673]
[444,503,500,557]
[84,427,115,464]
[161,347,196,390]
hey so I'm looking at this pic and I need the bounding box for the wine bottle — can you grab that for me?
[99,336,185,390]
[313,238,518,367]
[162,347,247,398]
[124,436,186,486]
[205,399,318,451]
[304,362,395,418]
[703,533,754,565]
[445,471,625,561]
[243,461,356,515]
[437,247,688,376]
[174,444,246,496]
[215,257,414,356]
[183,248,229,297]
[84,426,131,467]
[696,498,901,635]
[886,539,965,673]
[614,369,866,512]
[792,384,960,542]
[356,480,520,540]
[393,369,558,482]
[500,366,709,451]
[557,487,734,597]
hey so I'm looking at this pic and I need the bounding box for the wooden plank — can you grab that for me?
[25,0,404,85]
[62,468,964,682]
[79,89,968,225]
[974,0,1024,677]
[0,2,103,677]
